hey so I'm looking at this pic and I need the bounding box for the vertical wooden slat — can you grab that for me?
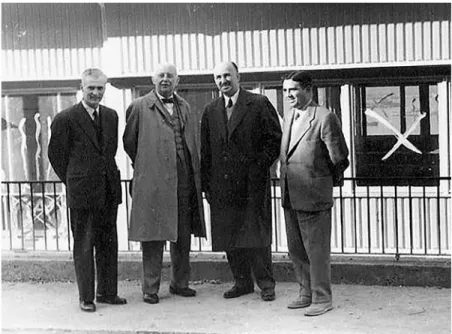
[387,23,396,62]
[302,28,311,65]
[378,23,387,62]
[370,24,379,62]
[414,21,423,61]
[335,26,344,64]
[344,25,353,64]
[441,20,450,60]
[423,22,432,61]
[432,21,441,60]
[353,25,361,63]
[318,27,327,65]
[405,22,414,61]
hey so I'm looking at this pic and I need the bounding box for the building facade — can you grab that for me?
[1,3,451,255]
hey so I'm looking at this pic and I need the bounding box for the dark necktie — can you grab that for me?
[92,109,102,146]
[93,109,100,127]
[161,97,174,104]
[226,98,233,108]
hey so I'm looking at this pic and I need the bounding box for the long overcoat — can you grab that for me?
[201,89,282,251]
[123,90,206,242]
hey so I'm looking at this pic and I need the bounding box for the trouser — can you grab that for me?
[284,207,332,304]
[226,246,275,291]
[141,188,193,294]
[70,205,119,302]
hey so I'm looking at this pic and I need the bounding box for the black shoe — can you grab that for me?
[169,285,196,297]
[261,289,275,301]
[143,293,159,304]
[223,285,254,299]
[96,295,127,305]
[79,301,96,312]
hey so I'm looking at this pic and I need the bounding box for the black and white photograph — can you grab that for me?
[1,2,450,334]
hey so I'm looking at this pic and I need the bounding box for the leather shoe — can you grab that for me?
[304,301,333,316]
[169,285,196,297]
[287,296,312,309]
[223,285,254,299]
[96,295,127,305]
[79,301,96,312]
[261,289,275,301]
[143,293,159,304]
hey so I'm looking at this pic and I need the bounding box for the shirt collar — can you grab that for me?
[224,88,240,108]
[82,100,98,117]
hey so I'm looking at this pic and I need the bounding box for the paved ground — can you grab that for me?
[2,280,450,334]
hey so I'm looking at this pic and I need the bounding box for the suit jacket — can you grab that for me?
[48,102,122,209]
[201,88,282,250]
[123,90,206,242]
[280,102,349,211]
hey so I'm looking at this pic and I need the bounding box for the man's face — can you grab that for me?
[213,63,240,97]
[283,79,311,110]
[152,64,179,97]
[81,75,107,109]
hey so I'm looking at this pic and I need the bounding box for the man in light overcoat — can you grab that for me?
[123,63,206,304]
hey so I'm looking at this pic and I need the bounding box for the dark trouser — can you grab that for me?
[141,188,193,294]
[284,207,332,304]
[70,205,119,302]
[226,246,275,291]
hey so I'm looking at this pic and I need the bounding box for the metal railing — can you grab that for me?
[1,177,450,259]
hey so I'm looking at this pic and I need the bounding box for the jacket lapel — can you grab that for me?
[174,93,188,130]
[99,105,109,152]
[212,98,227,143]
[228,89,249,140]
[146,91,173,126]
[281,108,295,160]
[287,105,316,158]
[74,102,101,151]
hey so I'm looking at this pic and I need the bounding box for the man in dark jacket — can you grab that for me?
[48,68,126,312]
[201,61,282,301]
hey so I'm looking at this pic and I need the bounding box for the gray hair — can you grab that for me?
[81,68,107,85]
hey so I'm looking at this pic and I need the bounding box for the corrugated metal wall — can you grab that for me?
[2,3,451,81]
[1,3,103,81]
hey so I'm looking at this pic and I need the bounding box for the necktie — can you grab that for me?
[161,97,174,104]
[93,109,99,126]
[226,98,233,120]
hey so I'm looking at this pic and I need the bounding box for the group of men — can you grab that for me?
[48,61,349,317]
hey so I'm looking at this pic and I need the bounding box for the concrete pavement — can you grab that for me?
[2,280,450,334]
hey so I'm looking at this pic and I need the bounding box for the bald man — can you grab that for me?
[201,62,282,301]
[123,63,206,304]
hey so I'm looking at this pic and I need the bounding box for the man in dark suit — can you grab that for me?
[280,71,349,316]
[48,68,126,312]
[201,61,282,302]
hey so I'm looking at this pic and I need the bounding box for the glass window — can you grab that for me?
[355,83,439,186]
[1,93,77,181]
[365,86,401,136]
[404,86,421,135]
[429,85,439,135]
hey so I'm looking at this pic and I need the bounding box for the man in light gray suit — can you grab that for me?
[279,71,349,316]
